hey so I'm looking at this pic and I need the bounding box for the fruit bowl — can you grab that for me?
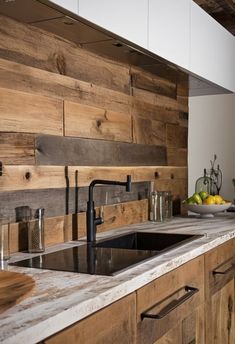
[184,202,232,218]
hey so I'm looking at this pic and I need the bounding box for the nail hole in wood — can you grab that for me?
[96,120,102,128]
[171,173,174,179]
[25,172,31,180]
[155,172,159,179]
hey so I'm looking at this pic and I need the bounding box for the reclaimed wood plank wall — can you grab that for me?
[0,15,188,252]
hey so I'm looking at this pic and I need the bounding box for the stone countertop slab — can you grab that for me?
[1,214,235,343]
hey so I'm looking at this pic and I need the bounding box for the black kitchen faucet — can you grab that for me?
[86,175,132,244]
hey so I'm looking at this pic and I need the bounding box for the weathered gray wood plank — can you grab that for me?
[0,182,150,222]
[35,135,167,166]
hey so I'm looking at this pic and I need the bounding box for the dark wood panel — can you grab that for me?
[131,67,177,99]
[166,124,188,148]
[0,182,150,222]
[167,148,187,166]
[0,133,35,165]
[35,135,167,166]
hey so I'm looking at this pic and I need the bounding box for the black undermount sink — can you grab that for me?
[95,232,201,252]
[11,232,202,276]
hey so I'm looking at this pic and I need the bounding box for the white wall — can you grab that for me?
[188,93,235,202]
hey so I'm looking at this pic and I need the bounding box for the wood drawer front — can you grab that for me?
[43,293,136,344]
[205,238,235,297]
[136,256,204,343]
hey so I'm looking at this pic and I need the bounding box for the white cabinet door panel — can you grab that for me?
[50,0,79,14]
[148,0,190,69]
[79,0,148,48]
[190,2,235,92]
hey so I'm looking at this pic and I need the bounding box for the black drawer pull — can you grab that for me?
[213,262,235,275]
[141,286,199,320]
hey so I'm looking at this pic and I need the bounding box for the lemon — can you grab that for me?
[203,195,215,205]
[214,195,223,204]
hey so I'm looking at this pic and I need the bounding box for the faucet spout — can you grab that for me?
[86,175,132,244]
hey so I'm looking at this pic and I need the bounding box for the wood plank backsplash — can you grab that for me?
[0,14,188,251]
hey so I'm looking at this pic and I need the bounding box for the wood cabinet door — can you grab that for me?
[205,239,235,344]
[136,256,205,344]
[42,293,136,344]
[153,304,204,344]
[206,279,234,344]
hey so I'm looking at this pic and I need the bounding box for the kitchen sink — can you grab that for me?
[95,232,201,252]
[11,232,202,276]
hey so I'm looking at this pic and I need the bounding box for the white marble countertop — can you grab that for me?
[1,213,235,344]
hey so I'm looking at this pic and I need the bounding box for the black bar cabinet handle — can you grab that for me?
[213,262,235,275]
[141,286,199,320]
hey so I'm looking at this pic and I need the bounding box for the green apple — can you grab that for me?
[192,193,202,204]
[199,191,208,201]
[185,196,196,205]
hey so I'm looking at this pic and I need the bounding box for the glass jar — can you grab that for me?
[149,191,172,222]
[28,208,45,253]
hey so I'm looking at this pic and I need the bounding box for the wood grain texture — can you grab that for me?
[194,0,235,35]
[206,280,234,344]
[132,98,179,124]
[155,179,188,201]
[1,182,149,222]
[130,67,177,99]
[64,101,132,142]
[132,87,188,113]
[0,133,35,165]
[0,57,131,114]
[0,165,186,191]
[166,124,188,148]
[0,12,189,225]
[9,199,148,253]
[0,15,130,94]
[204,239,235,344]
[0,88,63,135]
[136,256,204,343]
[133,115,166,145]
[0,271,35,314]
[43,293,136,344]
[35,135,166,166]
[178,111,189,128]
[204,238,235,298]
[167,148,187,166]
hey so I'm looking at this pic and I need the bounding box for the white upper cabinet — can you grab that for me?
[148,0,190,69]
[190,2,235,92]
[50,0,79,14]
[78,0,148,48]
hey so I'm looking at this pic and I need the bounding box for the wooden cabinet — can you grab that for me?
[41,238,235,344]
[136,256,205,344]
[204,238,235,344]
[43,293,136,344]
